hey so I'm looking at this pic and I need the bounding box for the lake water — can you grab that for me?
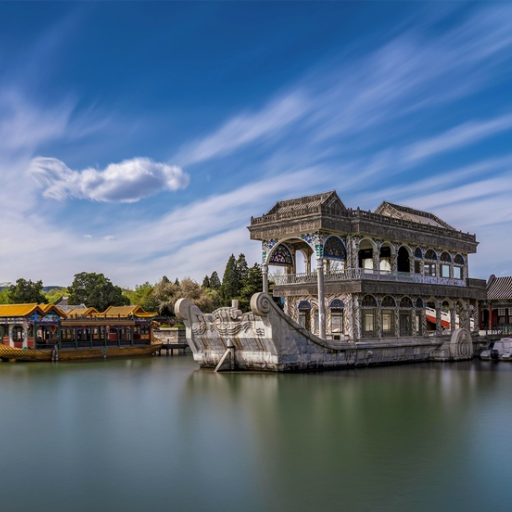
[1,355,511,512]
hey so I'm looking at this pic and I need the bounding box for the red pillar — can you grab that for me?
[488,303,493,331]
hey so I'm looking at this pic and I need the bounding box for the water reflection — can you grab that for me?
[1,357,512,512]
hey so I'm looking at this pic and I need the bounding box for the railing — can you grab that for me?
[271,269,467,287]
[251,207,476,242]
[482,324,512,336]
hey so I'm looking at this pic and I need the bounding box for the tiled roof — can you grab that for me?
[487,275,512,300]
[0,304,66,318]
[40,304,66,316]
[265,191,345,216]
[66,307,99,318]
[0,304,41,318]
[102,305,157,318]
[374,202,456,230]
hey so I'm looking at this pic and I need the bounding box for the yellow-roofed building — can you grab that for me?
[0,304,64,349]
[0,303,157,353]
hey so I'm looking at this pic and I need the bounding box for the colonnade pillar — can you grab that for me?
[450,308,457,332]
[436,306,443,335]
[262,265,269,294]
[317,258,326,339]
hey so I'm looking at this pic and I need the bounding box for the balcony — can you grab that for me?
[271,268,467,287]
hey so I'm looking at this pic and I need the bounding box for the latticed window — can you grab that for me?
[363,311,375,335]
[330,299,344,334]
[269,244,293,266]
[425,249,437,260]
[323,237,346,260]
[425,263,436,277]
[362,295,377,308]
[440,252,452,262]
[298,301,311,331]
[361,295,376,336]
[400,297,413,308]
[382,310,394,335]
[382,296,396,308]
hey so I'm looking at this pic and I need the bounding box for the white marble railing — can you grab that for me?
[271,269,467,287]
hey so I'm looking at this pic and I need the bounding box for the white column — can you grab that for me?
[262,265,269,294]
[317,258,326,339]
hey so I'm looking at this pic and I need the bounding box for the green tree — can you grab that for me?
[202,275,210,288]
[124,282,154,307]
[8,278,47,304]
[68,272,129,311]
[44,287,67,304]
[221,254,239,305]
[209,271,221,289]
[238,263,263,311]
[236,254,249,285]
[0,288,11,304]
[148,275,217,317]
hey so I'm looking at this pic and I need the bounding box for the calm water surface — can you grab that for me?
[1,355,511,512]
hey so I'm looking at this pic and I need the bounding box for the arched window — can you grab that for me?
[454,254,465,265]
[424,250,437,277]
[269,244,293,266]
[381,296,396,337]
[382,296,396,307]
[415,298,424,308]
[361,295,376,337]
[361,295,377,307]
[397,246,411,273]
[329,299,344,335]
[414,247,423,258]
[453,254,464,280]
[440,252,451,262]
[323,237,346,260]
[358,240,374,270]
[399,299,412,336]
[440,252,451,278]
[298,301,311,331]
[400,297,413,308]
[380,245,392,272]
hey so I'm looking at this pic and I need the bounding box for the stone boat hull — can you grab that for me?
[175,293,473,372]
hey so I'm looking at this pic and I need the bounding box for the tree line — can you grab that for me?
[0,254,263,320]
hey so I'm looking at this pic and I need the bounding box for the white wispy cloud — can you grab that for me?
[176,91,308,166]
[173,4,512,174]
[29,156,190,203]
[404,114,512,164]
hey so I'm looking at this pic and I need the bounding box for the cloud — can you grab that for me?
[29,156,190,203]
[403,114,512,164]
[176,91,308,166]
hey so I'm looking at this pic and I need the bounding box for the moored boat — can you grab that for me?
[0,343,161,362]
[0,303,161,362]
[480,338,512,361]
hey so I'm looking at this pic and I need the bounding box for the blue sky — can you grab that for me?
[1,1,511,287]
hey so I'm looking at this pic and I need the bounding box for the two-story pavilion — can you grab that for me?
[248,191,487,342]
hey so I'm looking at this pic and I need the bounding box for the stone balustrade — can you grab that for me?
[271,269,467,287]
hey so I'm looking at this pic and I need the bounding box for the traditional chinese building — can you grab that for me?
[0,304,157,353]
[248,191,487,342]
[480,275,512,334]
[0,304,65,348]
